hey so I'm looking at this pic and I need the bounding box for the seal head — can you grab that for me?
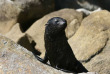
[45,17,67,35]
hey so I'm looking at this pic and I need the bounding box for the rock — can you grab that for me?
[5,23,24,42]
[5,23,38,53]
[0,0,54,34]
[15,0,55,31]
[79,72,98,74]
[26,8,83,58]
[55,0,110,11]
[55,0,110,17]
[17,34,40,54]
[0,2,18,34]
[84,47,110,74]
[0,34,97,74]
[0,34,72,74]
[68,10,110,74]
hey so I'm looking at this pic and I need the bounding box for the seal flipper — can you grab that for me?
[35,52,48,64]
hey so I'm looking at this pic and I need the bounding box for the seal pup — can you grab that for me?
[44,17,88,73]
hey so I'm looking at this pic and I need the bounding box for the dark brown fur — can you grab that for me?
[44,17,88,73]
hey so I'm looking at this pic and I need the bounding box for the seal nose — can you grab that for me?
[59,21,66,25]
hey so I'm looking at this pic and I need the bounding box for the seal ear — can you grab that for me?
[45,23,49,26]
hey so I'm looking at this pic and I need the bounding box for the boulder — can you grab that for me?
[0,2,18,34]
[68,10,110,74]
[0,0,54,34]
[0,34,97,74]
[0,34,71,74]
[15,0,55,31]
[26,8,83,58]
[5,23,24,42]
[79,72,98,74]
[5,23,37,53]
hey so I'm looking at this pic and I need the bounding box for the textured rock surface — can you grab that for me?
[0,0,54,33]
[26,8,83,58]
[5,23,38,53]
[0,34,98,74]
[1,1,109,74]
[69,10,110,74]
[0,2,17,34]
[0,34,72,74]
[79,72,98,74]
[5,23,24,42]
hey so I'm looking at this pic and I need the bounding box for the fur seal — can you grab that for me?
[44,17,88,73]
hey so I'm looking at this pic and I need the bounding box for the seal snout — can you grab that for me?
[59,21,66,25]
[54,17,67,29]
[58,21,67,30]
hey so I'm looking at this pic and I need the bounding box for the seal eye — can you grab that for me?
[54,19,59,23]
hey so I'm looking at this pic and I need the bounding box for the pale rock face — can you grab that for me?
[0,0,54,34]
[69,10,110,74]
[0,34,72,74]
[0,34,97,74]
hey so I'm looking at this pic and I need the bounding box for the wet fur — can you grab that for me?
[43,17,88,73]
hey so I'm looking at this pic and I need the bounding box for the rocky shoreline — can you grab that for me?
[0,0,110,74]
